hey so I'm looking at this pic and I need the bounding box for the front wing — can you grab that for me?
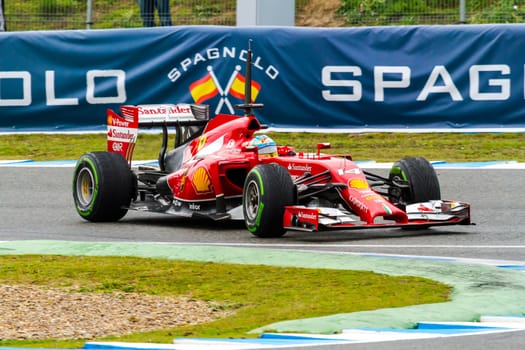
[283,200,471,232]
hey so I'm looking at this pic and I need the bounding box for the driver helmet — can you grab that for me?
[249,135,278,157]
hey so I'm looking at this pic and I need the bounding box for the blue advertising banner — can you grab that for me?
[1,24,525,132]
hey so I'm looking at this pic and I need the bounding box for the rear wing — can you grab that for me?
[107,103,209,165]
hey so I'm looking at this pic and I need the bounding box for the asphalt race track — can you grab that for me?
[1,166,523,260]
[1,166,525,349]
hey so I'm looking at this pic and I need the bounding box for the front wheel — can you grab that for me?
[73,151,135,222]
[243,163,295,238]
[388,157,441,205]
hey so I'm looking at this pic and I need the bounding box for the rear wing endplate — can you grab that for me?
[107,103,209,164]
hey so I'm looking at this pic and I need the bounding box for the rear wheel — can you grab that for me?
[388,157,441,205]
[243,163,295,238]
[73,151,135,222]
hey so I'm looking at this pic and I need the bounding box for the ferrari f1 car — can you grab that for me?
[73,105,471,238]
[73,53,470,238]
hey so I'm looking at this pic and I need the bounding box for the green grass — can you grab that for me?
[1,132,524,163]
[270,132,525,162]
[0,255,451,348]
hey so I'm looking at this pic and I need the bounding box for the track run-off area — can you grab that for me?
[0,161,524,349]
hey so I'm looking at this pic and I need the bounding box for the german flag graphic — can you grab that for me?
[189,73,219,103]
[229,73,261,102]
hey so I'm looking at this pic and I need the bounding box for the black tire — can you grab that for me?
[73,151,135,222]
[243,163,295,238]
[388,157,441,205]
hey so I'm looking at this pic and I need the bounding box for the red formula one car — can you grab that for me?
[73,54,470,238]
[72,105,471,237]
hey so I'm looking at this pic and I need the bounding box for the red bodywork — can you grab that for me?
[106,104,471,232]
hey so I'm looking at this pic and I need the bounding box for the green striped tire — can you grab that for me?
[242,163,294,238]
[73,151,134,222]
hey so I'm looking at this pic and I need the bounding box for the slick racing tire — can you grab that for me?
[243,163,295,238]
[73,151,135,222]
[388,157,441,205]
